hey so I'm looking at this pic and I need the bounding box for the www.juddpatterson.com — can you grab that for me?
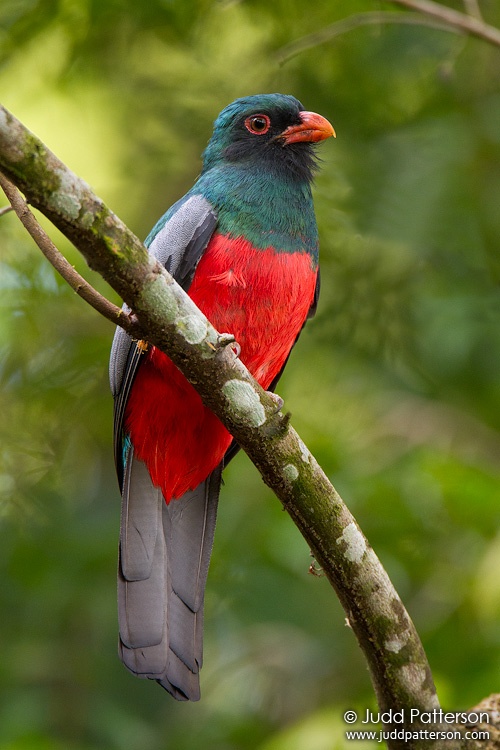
[342,709,490,743]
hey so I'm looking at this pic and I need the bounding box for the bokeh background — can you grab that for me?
[1,1,500,748]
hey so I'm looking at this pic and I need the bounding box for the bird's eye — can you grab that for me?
[244,114,271,135]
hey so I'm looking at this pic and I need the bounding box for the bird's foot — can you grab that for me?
[265,391,284,413]
[261,391,289,438]
[214,332,241,357]
[309,552,325,577]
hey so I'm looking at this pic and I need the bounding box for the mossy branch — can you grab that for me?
[2,102,498,749]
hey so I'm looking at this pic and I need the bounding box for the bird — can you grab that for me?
[109,93,335,701]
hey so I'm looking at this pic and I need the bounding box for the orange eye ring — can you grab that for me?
[244,114,271,135]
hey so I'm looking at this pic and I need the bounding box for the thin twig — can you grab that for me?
[0,172,142,338]
[276,11,461,64]
[388,0,500,46]
[0,203,13,217]
[462,0,484,22]
[276,2,500,65]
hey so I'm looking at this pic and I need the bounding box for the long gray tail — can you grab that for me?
[117,447,221,700]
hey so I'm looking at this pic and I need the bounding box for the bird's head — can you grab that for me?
[202,94,335,183]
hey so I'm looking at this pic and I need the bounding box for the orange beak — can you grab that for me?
[279,111,336,145]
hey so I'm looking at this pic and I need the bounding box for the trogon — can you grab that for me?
[109,93,335,701]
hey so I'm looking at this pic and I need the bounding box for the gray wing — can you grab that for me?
[109,193,218,488]
[110,194,221,700]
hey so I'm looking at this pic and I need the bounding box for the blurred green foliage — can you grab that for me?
[1,1,500,748]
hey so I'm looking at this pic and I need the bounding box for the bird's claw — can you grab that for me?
[215,333,241,357]
[309,552,325,577]
[265,391,284,413]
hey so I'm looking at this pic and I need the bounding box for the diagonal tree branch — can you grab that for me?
[0,101,469,748]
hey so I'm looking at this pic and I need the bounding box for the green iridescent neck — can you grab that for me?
[190,163,319,263]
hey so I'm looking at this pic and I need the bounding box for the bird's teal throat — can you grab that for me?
[191,164,319,263]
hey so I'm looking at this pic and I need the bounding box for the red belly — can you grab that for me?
[125,234,317,501]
